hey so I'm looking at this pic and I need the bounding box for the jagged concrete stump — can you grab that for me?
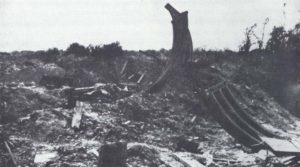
[98,142,127,167]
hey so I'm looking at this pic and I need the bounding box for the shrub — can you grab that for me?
[46,48,60,56]
[266,26,287,52]
[286,23,300,54]
[43,48,60,63]
[89,42,123,59]
[265,23,300,55]
[65,43,89,56]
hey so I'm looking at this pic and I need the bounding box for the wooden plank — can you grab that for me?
[261,137,300,156]
[34,150,58,164]
[172,152,205,167]
[277,156,297,165]
[120,82,137,87]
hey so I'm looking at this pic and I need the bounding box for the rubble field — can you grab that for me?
[1,51,300,167]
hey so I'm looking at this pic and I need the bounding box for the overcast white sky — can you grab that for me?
[0,0,299,51]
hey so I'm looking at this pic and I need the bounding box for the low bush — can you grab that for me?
[65,43,89,56]
[89,42,123,60]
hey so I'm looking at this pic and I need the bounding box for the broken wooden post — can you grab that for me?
[4,141,18,167]
[66,88,76,109]
[137,72,146,84]
[71,101,83,130]
[128,74,135,80]
[98,142,127,167]
[147,3,193,93]
[120,60,128,75]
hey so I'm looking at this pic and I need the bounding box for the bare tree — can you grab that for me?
[253,18,269,50]
[239,24,257,53]
[147,3,193,93]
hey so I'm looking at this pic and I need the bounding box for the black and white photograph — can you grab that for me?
[0,0,300,166]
